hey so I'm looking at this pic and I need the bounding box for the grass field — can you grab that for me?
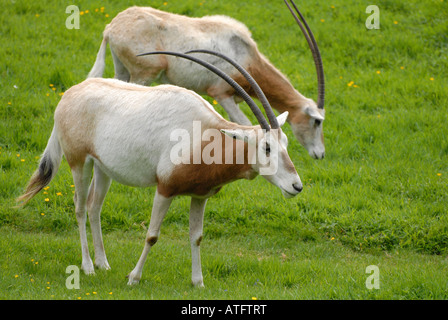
[1,0,447,300]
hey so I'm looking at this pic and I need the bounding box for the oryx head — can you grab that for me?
[289,97,325,160]
[220,111,302,198]
[284,0,326,159]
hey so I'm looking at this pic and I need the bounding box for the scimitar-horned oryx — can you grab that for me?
[88,0,326,159]
[17,51,302,287]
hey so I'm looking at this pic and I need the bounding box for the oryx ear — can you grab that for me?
[304,106,325,121]
[220,129,256,145]
[276,112,289,127]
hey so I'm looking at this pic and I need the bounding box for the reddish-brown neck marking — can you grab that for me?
[157,127,257,198]
[232,53,309,114]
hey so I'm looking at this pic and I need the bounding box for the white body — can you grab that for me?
[88,6,326,159]
[18,78,302,287]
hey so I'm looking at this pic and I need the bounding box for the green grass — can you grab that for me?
[1,0,448,299]
[2,227,448,300]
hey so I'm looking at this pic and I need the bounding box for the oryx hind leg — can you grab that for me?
[111,47,130,82]
[71,158,95,275]
[87,164,112,270]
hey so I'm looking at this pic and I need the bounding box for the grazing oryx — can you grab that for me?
[17,51,302,287]
[88,0,326,159]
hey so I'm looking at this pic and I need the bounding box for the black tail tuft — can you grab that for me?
[16,155,54,207]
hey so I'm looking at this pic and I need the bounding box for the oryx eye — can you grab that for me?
[314,119,322,126]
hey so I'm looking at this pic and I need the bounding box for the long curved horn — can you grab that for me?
[284,0,325,110]
[185,49,279,129]
[137,51,271,130]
